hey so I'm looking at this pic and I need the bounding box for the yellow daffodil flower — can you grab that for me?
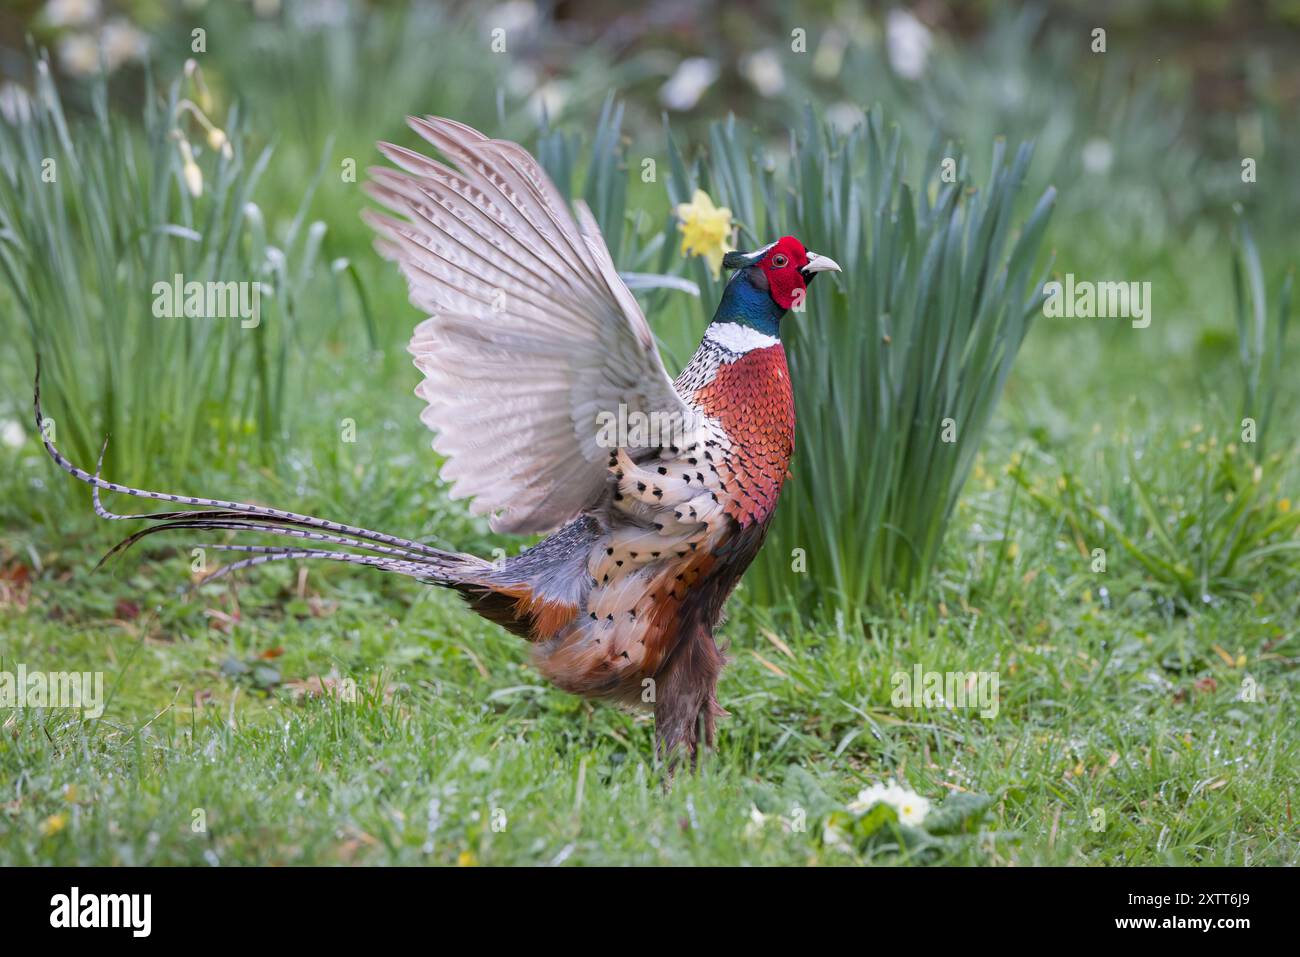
[675,189,733,277]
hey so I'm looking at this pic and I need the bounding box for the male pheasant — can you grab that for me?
[37,116,841,763]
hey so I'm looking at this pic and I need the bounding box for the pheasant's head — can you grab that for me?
[717,236,841,334]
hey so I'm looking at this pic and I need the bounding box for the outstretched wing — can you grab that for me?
[363,116,691,535]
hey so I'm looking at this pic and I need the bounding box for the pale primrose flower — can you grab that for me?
[43,0,101,29]
[100,18,150,72]
[821,819,852,850]
[490,0,538,35]
[740,49,785,97]
[0,83,33,125]
[848,778,931,826]
[1,419,26,449]
[675,189,733,278]
[826,101,866,135]
[813,31,847,79]
[889,786,932,826]
[659,57,719,112]
[526,81,569,124]
[57,33,100,77]
[1081,138,1114,176]
[847,782,891,814]
[886,9,932,81]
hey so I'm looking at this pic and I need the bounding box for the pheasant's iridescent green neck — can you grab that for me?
[709,269,784,339]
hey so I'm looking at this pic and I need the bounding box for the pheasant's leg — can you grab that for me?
[653,623,728,770]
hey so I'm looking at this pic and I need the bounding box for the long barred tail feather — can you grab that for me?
[35,359,484,585]
[88,443,439,566]
[199,545,450,583]
[91,519,450,572]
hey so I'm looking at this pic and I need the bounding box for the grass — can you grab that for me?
[1,3,1298,865]
[0,59,338,487]
[1,476,1295,864]
[1,352,1296,864]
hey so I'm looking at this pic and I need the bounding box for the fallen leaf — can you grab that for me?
[750,650,787,678]
[114,598,141,621]
[759,628,795,660]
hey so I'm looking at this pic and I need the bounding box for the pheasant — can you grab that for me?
[36,116,840,764]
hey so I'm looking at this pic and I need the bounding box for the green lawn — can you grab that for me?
[1,341,1295,864]
[1,1,1297,866]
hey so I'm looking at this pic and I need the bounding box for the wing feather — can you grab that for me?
[366,116,690,534]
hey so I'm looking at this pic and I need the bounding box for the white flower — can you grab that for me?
[891,788,931,826]
[743,804,767,838]
[821,819,852,850]
[506,64,539,98]
[290,0,350,30]
[826,101,865,134]
[43,0,101,29]
[490,0,538,34]
[740,49,785,97]
[0,83,34,125]
[847,778,931,826]
[886,9,932,81]
[57,32,100,77]
[1,419,25,449]
[813,31,847,79]
[847,781,891,814]
[100,17,150,71]
[1081,138,1114,176]
[659,57,719,112]
[526,80,569,123]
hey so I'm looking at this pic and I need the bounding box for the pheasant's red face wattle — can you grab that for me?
[757,236,811,310]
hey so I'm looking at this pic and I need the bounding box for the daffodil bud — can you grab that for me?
[207,126,232,160]
[177,138,202,197]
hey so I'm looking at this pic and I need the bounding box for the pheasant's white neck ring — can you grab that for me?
[705,322,780,354]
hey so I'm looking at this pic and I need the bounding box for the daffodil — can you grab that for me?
[175,135,202,198]
[675,189,733,277]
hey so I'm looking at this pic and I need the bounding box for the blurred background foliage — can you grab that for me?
[0,0,1296,617]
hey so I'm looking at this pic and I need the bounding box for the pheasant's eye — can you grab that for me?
[772,254,788,268]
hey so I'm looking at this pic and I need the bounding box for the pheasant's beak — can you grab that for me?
[801,252,842,278]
